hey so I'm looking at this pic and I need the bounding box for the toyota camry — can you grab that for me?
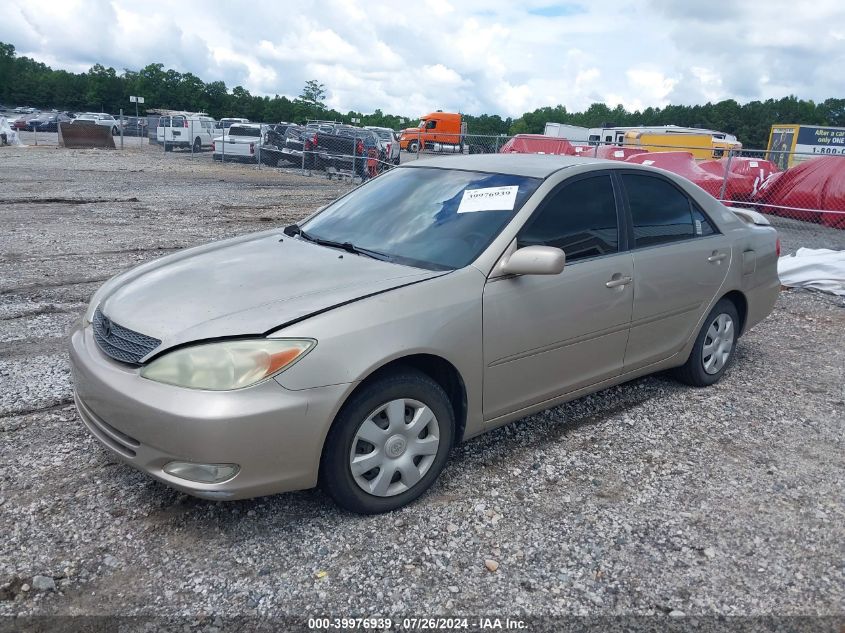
[69,154,780,513]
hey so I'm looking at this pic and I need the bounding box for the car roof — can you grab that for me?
[402,153,612,178]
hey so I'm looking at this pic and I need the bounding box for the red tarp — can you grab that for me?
[699,157,780,201]
[753,157,845,228]
[624,151,727,198]
[499,134,576,155]
[592,145,649,160]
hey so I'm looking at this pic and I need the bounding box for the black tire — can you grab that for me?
[193,137,201,153]
[111,126,119,135]
[408,140,419,153]
[164,144,173,152]
[320,369,454,514]
[674,298,740,387]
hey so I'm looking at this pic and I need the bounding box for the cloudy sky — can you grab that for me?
[4,0,845,117]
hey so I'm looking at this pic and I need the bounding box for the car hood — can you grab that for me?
[100,230,443,359]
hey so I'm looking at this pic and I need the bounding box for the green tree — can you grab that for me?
[3,39,844,149]
[299,80,326,109]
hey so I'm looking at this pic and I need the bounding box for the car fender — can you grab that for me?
[273,266,487,439]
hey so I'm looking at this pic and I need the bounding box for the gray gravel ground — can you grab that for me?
[0,144,843,625]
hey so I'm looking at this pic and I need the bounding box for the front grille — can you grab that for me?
[93,307,161,365]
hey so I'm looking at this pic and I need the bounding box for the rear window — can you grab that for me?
[228,126,260,137]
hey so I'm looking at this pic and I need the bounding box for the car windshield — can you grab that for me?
[301,167,542,270]
[374,130,392,140]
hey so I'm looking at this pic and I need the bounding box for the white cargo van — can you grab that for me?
[157,113,217,151]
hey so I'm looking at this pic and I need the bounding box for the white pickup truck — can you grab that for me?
[212,124,264,162]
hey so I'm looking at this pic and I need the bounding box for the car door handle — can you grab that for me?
[605,275,632,288]
[708,252,728,263]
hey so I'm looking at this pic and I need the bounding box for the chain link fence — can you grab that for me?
[722,148,845,230]
[87,116,845,231]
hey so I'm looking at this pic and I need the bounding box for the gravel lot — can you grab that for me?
[1,143,843,626]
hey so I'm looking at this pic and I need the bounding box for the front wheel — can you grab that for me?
[674,298,740,387]
[407,140,420,153]
[321,370,454,514]
[111,126,119,135]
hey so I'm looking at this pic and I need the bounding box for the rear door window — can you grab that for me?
[622,174,695,247]
[692,205,717,236]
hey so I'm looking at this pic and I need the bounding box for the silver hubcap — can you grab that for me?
[702,313,734,375]
[349,398,440,497]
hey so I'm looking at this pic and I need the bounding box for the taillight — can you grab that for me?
[312,133,318,147]
[356,139,364,155]
[775,237,781,257]
[212,141,216,152]
[183,119,189,128]
[249,143,255,154]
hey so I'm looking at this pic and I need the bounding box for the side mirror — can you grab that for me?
[500,245,566,276]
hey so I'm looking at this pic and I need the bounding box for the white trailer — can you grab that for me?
[543,123,590,142]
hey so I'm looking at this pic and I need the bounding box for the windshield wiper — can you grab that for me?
[283,224,393,262]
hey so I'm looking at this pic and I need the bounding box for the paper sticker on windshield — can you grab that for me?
[642,159,655,166]
[457,186,519,213]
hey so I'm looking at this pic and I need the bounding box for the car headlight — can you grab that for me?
[140,339,315,390]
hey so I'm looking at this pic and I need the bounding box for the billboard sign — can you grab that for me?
[794,125,845,157]
[767,124,845,168]
[767,125,797,170]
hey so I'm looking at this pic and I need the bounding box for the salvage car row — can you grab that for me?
[4,109,135,134]
[156,115,402,178]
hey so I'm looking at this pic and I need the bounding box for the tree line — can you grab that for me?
[1,42,843,148]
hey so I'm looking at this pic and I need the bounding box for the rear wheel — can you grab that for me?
[321,370,454,514]
[193,137,201,153]
[674,299,739,387]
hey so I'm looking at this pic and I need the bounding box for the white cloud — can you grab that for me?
[1,0,843,118]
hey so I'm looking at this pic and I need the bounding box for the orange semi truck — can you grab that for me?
[399,111,467,153]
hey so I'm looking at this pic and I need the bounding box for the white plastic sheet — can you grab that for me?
[777,248,845,296]
[0,117,23,146]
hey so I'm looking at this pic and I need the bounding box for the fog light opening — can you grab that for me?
[163,462,240,484]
